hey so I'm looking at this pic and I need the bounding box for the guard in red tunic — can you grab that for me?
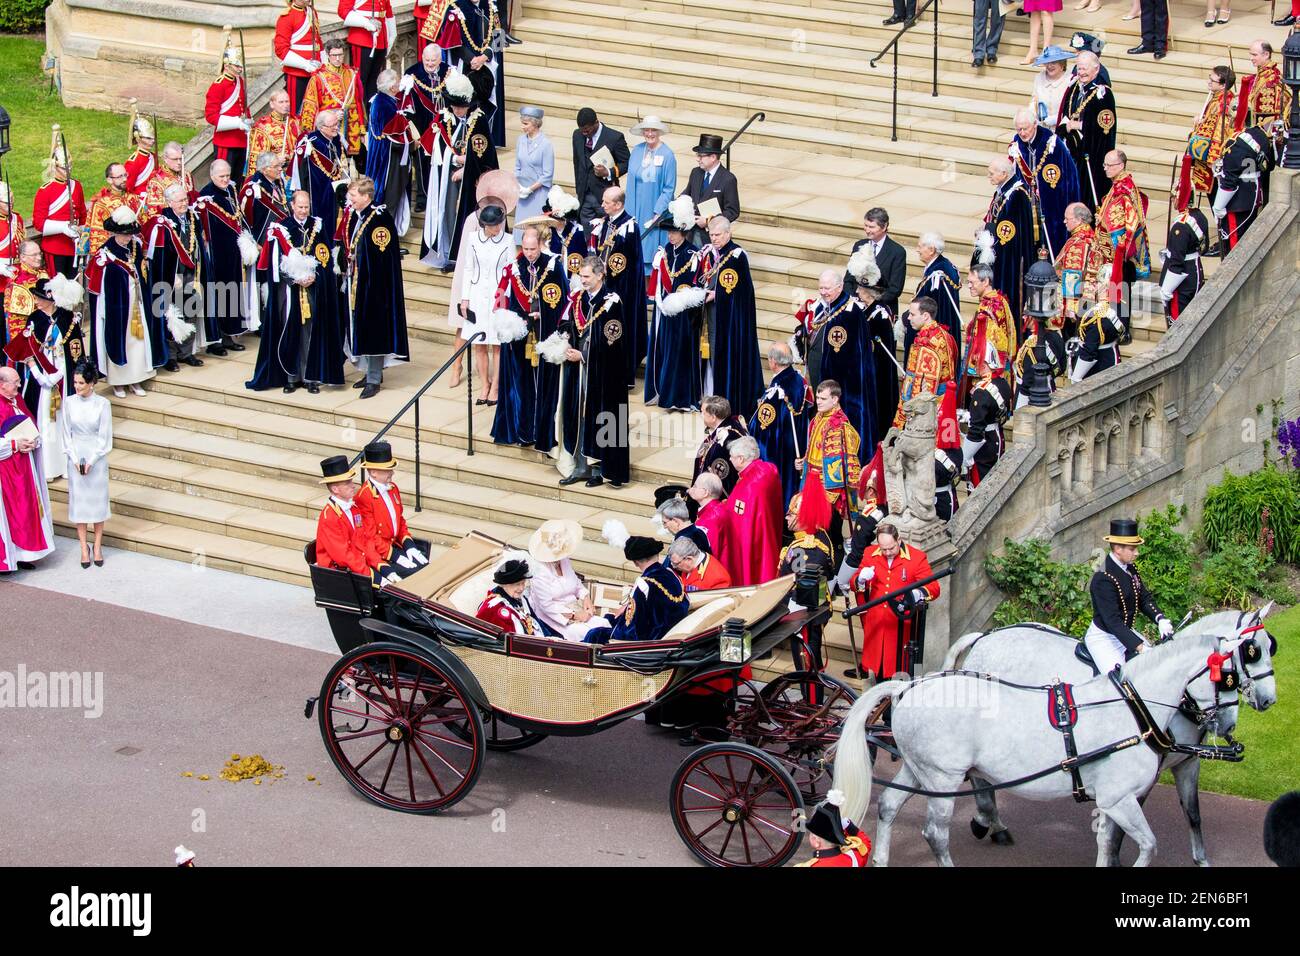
[338,0,395,107]
[313,454,388,580]
[122,108,157,199]
[205,32,252,188]
[853,521,939,680]
[30,130,86,280]
[274,0,323,113]
[476,557,548,634]
[795,796,871,867]
[353,440,429,574]
[0,183,27,299]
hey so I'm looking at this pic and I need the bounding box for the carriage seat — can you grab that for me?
[447,566,499,617]
[661,596,739,641]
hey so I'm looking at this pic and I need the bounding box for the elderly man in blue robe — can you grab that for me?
[796,264,878,450]
[624,116,677,284]
[749,341,812,511]
[364,68,417,237]
[1008,108,1080,263]
[914,231,962,361]
[979,157,1038,327]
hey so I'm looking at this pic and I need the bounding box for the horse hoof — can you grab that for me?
[969,819,989,840]
[991,829,1015,846]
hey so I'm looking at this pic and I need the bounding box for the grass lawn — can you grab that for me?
[1181,602,1300,802]
[0,34,198,210]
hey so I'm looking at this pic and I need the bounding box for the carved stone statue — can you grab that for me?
[882,393,947,549]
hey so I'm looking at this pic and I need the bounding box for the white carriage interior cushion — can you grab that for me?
[448,567,499,616]
[662,596,739,641]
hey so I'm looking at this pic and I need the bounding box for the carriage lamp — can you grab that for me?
[795,570,826,610]
[719,617,751,664]
[1283,31,1300,170]
[0,104,10,161]
[1023,252,1059,320]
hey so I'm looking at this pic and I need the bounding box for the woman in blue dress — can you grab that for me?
[513,105,554,241]
[624,116,677,280]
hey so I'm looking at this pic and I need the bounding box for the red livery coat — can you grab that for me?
[274,4,322,79]
[338,0,394,50]
[315,498,383,575]
[855,542,938,678]
[353,478,411,560]
[679,553,732,592]
[31,179,86,261]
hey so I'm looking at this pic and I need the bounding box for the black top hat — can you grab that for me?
[479,203,505,227]
[361,441,396,470]
[654,483,699,522]
[805,800,847,846]
[1103,518,1143,546]
[319,454,357,485]
[494,558,532,585]
[692,133,724,155]
[624,536,663,562]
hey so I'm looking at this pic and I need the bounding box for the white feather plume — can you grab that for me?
[492,308,529,343]
[657,285,707,317]
[237,231,259,266]
[47,273,84,311]
[280,247,317,284]
[110,205,137,226]
[495,548,532,571]
[165,305,196,343]
[601,519,630,551]
[975,229,996,266]
[826,788,845,808]
[537,330,570,364]
[568,272,583,294]
[847,245,881,286]
[650,511,672,540]
[546,185,580,218]
[445,69,474,101]
[665,194,696,231]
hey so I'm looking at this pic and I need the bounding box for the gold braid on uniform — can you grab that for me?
[646,577,687,603]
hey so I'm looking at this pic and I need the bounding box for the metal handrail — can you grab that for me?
[350,331,487,513]
[722,111,767,168]
[869,0,941,143]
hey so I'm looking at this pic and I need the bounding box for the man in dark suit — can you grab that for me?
[844,206,906,320]
[679,133,741,247]
[572,107,630,231]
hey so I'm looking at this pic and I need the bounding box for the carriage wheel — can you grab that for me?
[318,642,485,814]
[482,713,549,752]
[670,742,804,867]
[757,671,858,798]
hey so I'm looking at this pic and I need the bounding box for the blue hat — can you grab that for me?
[1034,45,1075,66]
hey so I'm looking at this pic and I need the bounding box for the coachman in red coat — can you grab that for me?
[352,441,429,574]
[853,522,939,679]
[313,454,385,578]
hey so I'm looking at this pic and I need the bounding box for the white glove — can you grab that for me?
[787,597,807,613]
[405,546,428,566]
[366,17,381,32]
[382,571,401,585]
[0,263,12,278]
[395,554,415,570]
[835,558,856,594]
[956,408,971,427]
[1158,617,1174,638]
[519,186,532,199]
[62,223,81,238]
[1211,188,1234,219]
[910,588,927,604]
[399,74,415,94]
[242,119,253,133]
[856,565,875,587]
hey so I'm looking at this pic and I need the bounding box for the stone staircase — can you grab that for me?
[48,0,1264,675]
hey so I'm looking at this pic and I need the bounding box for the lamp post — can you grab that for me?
[0,104,11,175]
[1282,32,1300,171]
[1022,251,1060,407]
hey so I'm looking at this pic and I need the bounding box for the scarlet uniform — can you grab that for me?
[301,63,367,156]
[205,72,250,178]
[1092,171,1149,299]
[475,590,545,634]
[1,209,28,296]
[678,552,731,592]
[244,110,302,180]
[31,178,86,276]
[1055,220,1100,333]
[415,0,463,55]
[315,496,383,574]
[1238,61,1292,130]
[86,187,143,256]
[354,476,412,560]
[796,834,872,868]
[143,166,197,220]
[340,0,394,52]
[274,1,322,112]
[3,265,45,342]
[855,540,939,678]
[894,318,956,429]
[123,148,156,198]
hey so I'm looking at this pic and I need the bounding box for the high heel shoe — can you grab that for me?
[80,552,91,569]
[93,552,104,567]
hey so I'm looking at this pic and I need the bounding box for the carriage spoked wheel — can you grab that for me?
[446,707,550,752]
[318,642,485,813]
[756,671,858,799]
[670,742,804,867]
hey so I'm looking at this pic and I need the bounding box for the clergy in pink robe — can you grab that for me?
[718,436,783,586]
[0,366,55,573]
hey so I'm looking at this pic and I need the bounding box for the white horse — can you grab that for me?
[832,628,1256,866]
[941,606,1278,866]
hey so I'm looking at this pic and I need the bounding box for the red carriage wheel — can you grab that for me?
[318,643,485,814]
[670,742,805,867]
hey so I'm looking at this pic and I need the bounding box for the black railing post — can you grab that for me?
[414,399,422,512]
[932,0,939,97]
[891,43,899,142]
[466,345,475,457]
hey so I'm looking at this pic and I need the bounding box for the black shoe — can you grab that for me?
[182,356,204,367]
[16,561,36,571]
[93,557,104,567]
[972,56,984,67]
[1015,5,1026,14]
[164,360,180,372]
[904,16,916,27]
[843,667,871,680]
[584,474,605,487]
[359,384,380,399]
[283,382,299,393]
[503,31,522,44]
[987,53,998,64]
[81,560,91,569]
[1127,44,1153,55]
[306,382,320,394]
[440,264,456,274]
[352,379,367,389]
[559,470,590,486]
[206,345,228,357]
[225,341,246,352]
[608,480,625,489]
[882,15,903,25]
[1154,49,1167,60]
[1274,14,1296,25]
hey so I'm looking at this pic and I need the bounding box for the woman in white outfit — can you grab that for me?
[526,518,606,641]
[457,203,515,405]
[60,362,113,568]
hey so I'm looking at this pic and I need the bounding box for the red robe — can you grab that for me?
[679,553,732,592]
[0,393,55,572]
[855,542,939,678]
[696,499,731,556]
[719,460,784,587]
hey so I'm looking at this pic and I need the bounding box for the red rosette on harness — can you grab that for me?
[1207,650,1232,684]
[796,468,833,534]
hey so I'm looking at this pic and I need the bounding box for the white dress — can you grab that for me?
[459,227,515,346]
[60,392,112,524]
[528,559,605,641]
[27,359,66,480]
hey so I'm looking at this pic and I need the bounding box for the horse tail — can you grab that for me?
[942,631,986,671]
[832,679,911,829]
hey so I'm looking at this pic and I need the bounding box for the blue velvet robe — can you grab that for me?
[586,561,690,643]
[341,203,408,359]
[749,364,812,511]
[645,239,702,411]
[558,287,630,484]
[1010,127,1081,261]
[589,210,644,386]
[148,207,219,348]
[984,175,1038,325]
[290,130,348,238]
[915,255,963,363]
[196,182,250,337]
[701,241,763,420]
[549,219,586,281]
[98,240,165,368]
[491,251,567,447]
[807,291,878,449]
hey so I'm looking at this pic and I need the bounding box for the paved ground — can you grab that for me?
[0,553,1274,866]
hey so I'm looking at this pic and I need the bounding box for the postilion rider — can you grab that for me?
[1083,517,1174,673]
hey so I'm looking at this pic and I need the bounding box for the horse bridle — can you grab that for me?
[1177,612,1276,729]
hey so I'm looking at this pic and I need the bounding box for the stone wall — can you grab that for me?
[920,170,1300,670]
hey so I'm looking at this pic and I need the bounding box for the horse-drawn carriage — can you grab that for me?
[304,531,857,867]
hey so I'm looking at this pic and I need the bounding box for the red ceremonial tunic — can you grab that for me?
[205,75,249,151]
[476,590,543,635]
[274,4,322,79]
[353,478,410,560]
[679,553,732,592]
[31,178,86,261]
[315,497,383,575]
[719,459,784,587]
[339,0,394,50]
[124,148,156,198]
[855,542,939,678]
[797,834,872,867]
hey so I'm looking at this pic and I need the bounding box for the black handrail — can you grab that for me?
[722,111,767,168]
[869,0,941,143]
[350,331,487,513]
[841,566,953,618]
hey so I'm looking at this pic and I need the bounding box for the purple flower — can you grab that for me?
[1279,418,1300,468]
